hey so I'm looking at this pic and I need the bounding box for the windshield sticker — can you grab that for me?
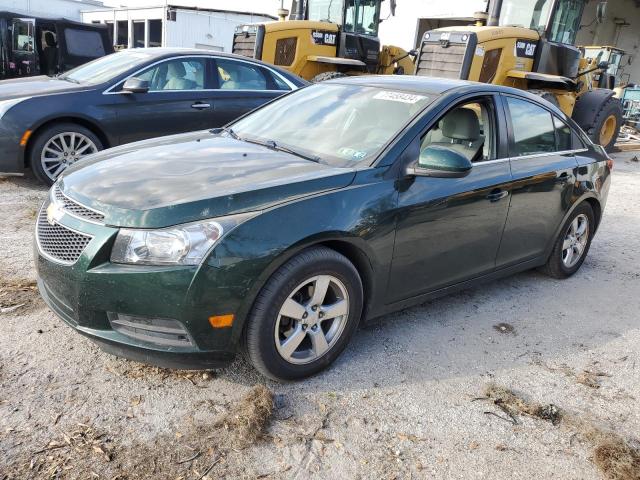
[373,91,427,104]
[339,147,367,160]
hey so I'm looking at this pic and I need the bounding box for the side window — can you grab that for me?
[216,58,268,90]
[269,71,292,91]
[136,58,206,91]
[506,97,556,156]
[63,29,106,58]
[420,98,496,163]
[13,20,34,52]
[553,116,572,151]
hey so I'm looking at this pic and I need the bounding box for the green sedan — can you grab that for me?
[35,76,611,380]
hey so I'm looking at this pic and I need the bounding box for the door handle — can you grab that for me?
[486,189,509,202]
[191,102,211,110]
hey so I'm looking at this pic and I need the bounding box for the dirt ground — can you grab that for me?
[1,152,639,480]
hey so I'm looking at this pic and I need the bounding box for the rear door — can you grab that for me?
[209,56,293,125]
[495,94,580,267]
[10,18,39,77]
[110,56,219,144]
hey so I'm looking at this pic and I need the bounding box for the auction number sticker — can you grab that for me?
[373,91,427,104]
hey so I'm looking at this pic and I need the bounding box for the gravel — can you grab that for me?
[1,152,639,479]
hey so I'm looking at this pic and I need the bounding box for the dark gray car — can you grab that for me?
[0,48,306,184]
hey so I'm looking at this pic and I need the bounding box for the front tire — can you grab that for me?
[540,203,595,279]
[29,123,103,186]
[243,247,363,381]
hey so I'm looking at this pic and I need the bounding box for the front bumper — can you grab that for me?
[0,121,25,174]
[34,197,242,370]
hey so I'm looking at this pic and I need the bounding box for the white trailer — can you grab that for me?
[80,5,276,52]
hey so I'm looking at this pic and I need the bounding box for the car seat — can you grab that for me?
[163,62,196,90]
[428,108,484,162]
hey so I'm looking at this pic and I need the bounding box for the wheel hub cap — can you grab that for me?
[274,275,349,365]
[562,214,589,268]
[40,132,98,181]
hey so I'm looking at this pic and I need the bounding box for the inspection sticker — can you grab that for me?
[373,91,427,104]
[339,147,367,160]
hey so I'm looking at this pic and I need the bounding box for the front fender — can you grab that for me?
[187,168,397,348]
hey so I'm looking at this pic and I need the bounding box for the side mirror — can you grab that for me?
[596,1,607,23]
[406,146,473,178]
[122,77,149,94]
[597,60,610,70]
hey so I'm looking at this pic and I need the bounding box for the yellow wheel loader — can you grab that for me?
[232,0,415,83]
[414,0,623,151]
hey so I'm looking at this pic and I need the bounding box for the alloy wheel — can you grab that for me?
[562,213,589,268]
[274,275,350,365]
[40,132,98,181]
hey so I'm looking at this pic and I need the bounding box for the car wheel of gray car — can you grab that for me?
[30,123,103,186]
[244,246,363,381]
[540,202,595,279]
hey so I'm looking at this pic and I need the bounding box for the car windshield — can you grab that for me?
[59,50,155,85]
[231,84,433,166]
[499,0,552,33]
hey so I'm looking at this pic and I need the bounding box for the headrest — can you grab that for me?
[167,62,186,77]
[441,108,480,141]
[44,32,56,47]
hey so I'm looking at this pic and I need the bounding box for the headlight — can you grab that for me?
[0,97,30,120]
[110,212,258,266]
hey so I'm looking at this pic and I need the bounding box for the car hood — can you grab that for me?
[59,131,357,228]
[0,76,90,100]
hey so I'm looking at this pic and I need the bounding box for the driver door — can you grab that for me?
[387,94,512,303]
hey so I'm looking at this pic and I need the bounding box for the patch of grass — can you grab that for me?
[483,384,640,480]
[216,384,273,449]
[0,276,42,315]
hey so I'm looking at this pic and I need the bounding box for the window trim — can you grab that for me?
[103,55,297,95]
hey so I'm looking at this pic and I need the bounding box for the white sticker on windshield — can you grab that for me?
[339,147,367,160]
[373,91,427,104]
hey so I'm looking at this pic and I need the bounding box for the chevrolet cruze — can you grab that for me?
[35,76,611,380]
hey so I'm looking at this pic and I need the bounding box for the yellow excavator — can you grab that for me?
[413,0,623,151]
[232,0,415,82]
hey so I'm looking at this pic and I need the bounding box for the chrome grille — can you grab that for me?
[53,185,105,223]
[36,206,92,264]
[416,43,467,79]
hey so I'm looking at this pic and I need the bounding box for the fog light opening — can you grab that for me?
[108,313,194,348]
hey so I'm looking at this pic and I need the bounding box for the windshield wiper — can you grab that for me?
[210,126,241,140]
[244,137,321,163]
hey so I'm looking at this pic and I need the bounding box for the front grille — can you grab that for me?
[274,37,297,66]
[232,32,256,58]
[416,43,467,79]
[36,206,92,264]
[53,185,105,223]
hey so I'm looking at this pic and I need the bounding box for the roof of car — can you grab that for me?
[327,74,532,96]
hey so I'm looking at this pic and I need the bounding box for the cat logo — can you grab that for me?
[46,202,64,226]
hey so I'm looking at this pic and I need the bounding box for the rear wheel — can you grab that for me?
[30,123,103,186]
[243,247,363,381]
[310,71,348,83]
[540,202,595,279]
[581,96,623,152]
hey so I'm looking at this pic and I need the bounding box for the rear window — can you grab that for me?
[64,29,105,58]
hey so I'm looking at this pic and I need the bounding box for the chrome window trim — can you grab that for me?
[35,202,95,266]
[509,148,589,161]
[102,54,297,95]
[51,185,106,225]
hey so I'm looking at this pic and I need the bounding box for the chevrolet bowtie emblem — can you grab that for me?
[46,202,64,225]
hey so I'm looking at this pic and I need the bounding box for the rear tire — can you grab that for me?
[243,247,363,381]
[310,71,349,83]
[30,123,103,186]
[540,203,595,279]
[580,96,623,152]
